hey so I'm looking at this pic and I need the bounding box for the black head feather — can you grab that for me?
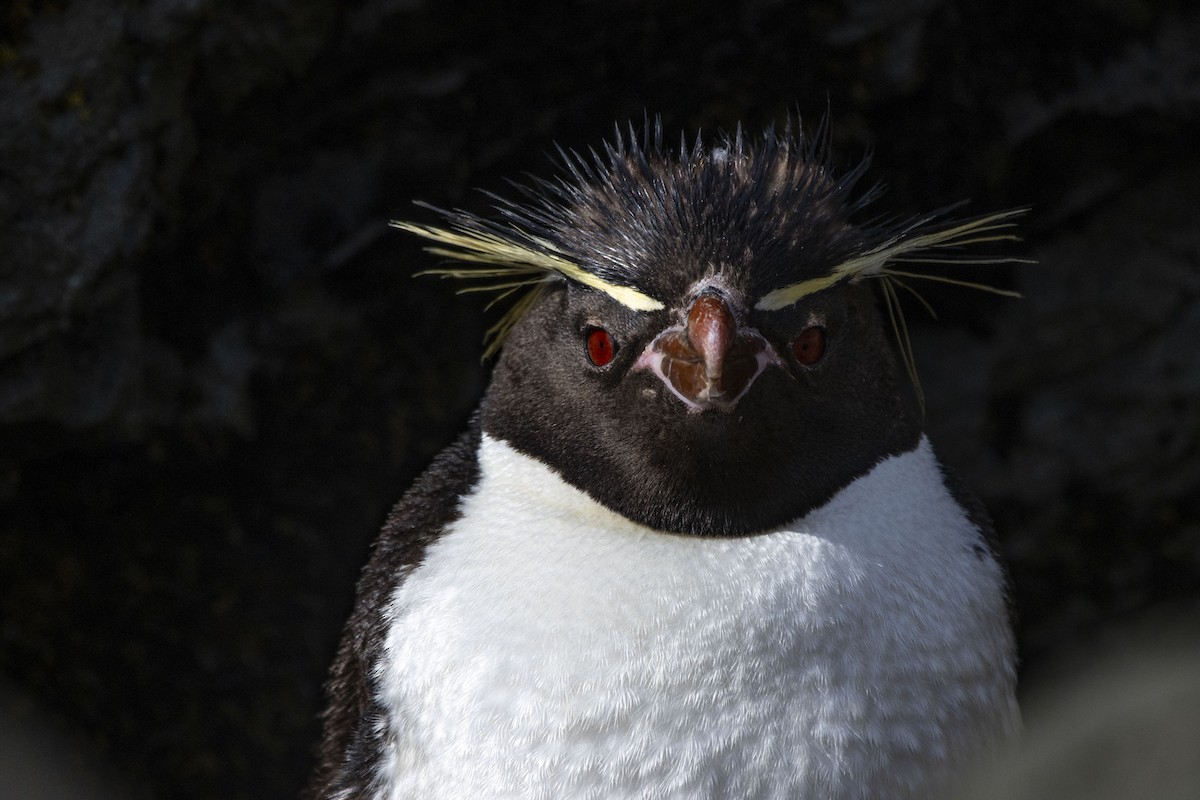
[397,119,1027,372]
[497,120,878,305]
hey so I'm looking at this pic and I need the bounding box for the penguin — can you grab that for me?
[308,119,1023,800]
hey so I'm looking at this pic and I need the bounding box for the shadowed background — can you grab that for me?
[2,0,1198,797]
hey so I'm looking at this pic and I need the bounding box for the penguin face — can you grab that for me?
[482,272,920,536]
[403,122,1024,535]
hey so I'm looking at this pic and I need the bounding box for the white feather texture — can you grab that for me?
[375,434,1017,799]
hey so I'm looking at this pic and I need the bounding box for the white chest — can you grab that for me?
[375,435,1017,800]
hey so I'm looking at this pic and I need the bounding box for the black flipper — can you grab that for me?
[307,418,482,798]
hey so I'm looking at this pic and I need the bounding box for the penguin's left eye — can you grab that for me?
[791,326,827,366]
[586,327,617,367]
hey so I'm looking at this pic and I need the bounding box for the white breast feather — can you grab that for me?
[375,434,1018,799]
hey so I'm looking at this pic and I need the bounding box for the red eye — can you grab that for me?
[586,327,616,366]
[791,326,826,366]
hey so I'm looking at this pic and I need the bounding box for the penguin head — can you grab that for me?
[398,121,1025,535]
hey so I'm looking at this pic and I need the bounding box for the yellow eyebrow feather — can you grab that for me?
[754,208,1029,311]
[392,221,665,312]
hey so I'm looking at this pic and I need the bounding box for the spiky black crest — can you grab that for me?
[395,118,1029,374]
[494,118,880,303]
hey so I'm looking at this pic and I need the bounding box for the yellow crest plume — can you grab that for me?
[756,206,1032,411]
[392,216,663,358]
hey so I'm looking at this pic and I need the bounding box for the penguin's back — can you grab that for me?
[372,433,1018,799]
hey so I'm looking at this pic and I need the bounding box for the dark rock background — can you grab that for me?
[1,0,1197,797]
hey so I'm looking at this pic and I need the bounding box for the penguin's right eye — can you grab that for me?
[586,327,617,367]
